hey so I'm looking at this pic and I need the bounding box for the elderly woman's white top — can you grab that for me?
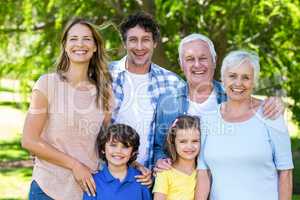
[198,104,293,200]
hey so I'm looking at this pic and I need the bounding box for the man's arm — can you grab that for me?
[132,161,153,187]
[262,97,284,119]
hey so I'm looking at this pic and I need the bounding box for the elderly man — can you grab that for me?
[153,33,283,171]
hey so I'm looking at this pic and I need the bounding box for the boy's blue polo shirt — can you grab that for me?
[83,164,152,200]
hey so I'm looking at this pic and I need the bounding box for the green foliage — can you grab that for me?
[293,195,300,200]
[0,0,299,125]
[0,167,32,200]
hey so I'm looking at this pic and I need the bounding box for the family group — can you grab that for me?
[22,11,293,200]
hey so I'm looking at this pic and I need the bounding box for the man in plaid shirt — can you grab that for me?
[109,12,184,172]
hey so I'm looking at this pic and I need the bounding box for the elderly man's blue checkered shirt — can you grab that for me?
[109,56,184,169]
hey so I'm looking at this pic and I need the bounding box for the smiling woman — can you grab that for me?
[64,24,97,64]
[21,18,113,200]
[221,52,257,106]
[195,50,294,200]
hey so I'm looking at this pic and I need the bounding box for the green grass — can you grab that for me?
[0,167,32,200]
[0,104,32,200]
[0,137,30,162]
[0,85,16,93]
[0,135,32,200]
[0,101,29,110]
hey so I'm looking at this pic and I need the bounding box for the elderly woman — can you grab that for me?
[195,50,293,200]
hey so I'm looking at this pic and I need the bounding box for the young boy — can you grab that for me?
[83,124,152,200]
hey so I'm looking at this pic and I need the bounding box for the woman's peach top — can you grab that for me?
[31,73,104,200]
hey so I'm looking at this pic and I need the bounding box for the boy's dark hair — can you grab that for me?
[120,11,160,43]
[166,115,201,162]
[97,124,140,165]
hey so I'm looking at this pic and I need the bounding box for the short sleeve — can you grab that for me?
[152,171,169,195]
[32,74,52,99]
[29,74,56,114]
[197,133,208,170]
[264,115,294,170]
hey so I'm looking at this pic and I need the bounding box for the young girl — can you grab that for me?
[22,18,113,200]
[83,124,152,200]
[153,115,201,200]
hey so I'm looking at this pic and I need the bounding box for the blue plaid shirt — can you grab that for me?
[153,81,227,164]
[109,56,185,169]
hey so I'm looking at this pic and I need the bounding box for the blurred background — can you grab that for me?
[0,0,299,199]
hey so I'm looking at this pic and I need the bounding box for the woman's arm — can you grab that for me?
[195,169,211,200]
[278,169,293,200]
[22,90,76,169]
[153,192,167,200]
[22,90,96,196]
[264,114,293,200]
[132,161,153,187]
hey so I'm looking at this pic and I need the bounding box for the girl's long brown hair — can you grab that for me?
[166,115,201,162]
[56,18,112,112]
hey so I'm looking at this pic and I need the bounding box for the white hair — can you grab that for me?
[221,50,260,83]
[178,33,217,65]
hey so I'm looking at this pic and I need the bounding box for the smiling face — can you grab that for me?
[104,138,134,168]
[181,40,215,89]
[223,59,255,102]
[175,128,200,162]
[64,23,96,65]
[124,25,157,73]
